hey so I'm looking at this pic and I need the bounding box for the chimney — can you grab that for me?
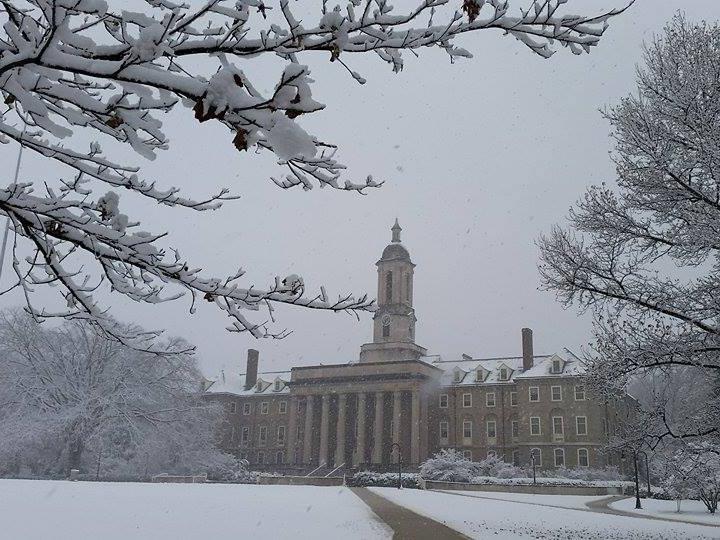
[244,349,259,390]
[521,328,534,371]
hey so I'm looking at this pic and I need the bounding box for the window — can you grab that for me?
[530,416,541,435]
[243,403,252,415]
[578,448,589,467]
[602,418,609,436]
[551,385,562,401]
[274,380,283,392]
[257,451,265,465]
[512,450,520,466]
[576,416,588,436]
[259,426,267,446]
[463,450,473,460]
[574,385,586,401]
[553,416,564,435]
[297,399,303,413]
[230,426,236,441]
[277,426,286,446]
[230,402,238,414]
[462,393,472,408]
[454,369,464,383]
[552,359,562,373]
[511,420,519,438]
[510,392,518,407]
[296,424,302,441]
[475,368,485,382]
[499,367,508,381]
[486,420,497,438]
[463,420,473,439]
[279,401,287,414]
[439,394,449,408]
[260,402,269,415]
[276,451,285,465]
[531,448,542,467]
[529,386,540,402]
[486,392,496,407]
[439,421,449,440]
[241,427,250,445]
[554,448,565,467]
[385,271,393,303]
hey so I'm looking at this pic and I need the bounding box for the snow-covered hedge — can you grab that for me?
[347,471,421,489]
[419,449,626,487]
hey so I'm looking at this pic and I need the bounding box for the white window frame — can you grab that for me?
[260,401,269,415]
[230,402,238,414]
[243,402,252,415]
[510,391,518,407]
[552,359,562,374]
[574,385,586,401]
[274,380,282,392]
[576,416,588,436]
[439,394,449,409]
[512,450,520,466]
[462,393,472,408]
[551,385,562,402]
[486,392,496,407]
[276,451,284,464]
[463,420,473,440]
[439,420,449,440]
[277,425,286,446]
[578,448,589,467]
[279,401,287,414]
[511,420,519,438]
[530,416,541,435]
[486,420,497,438]
[258,426,268,447]
[499,368,508,381]
[552,416,564,435]
[241,426,250,445]
[531,448,542,467]
[230,426,236,441]
[554,448,565,467]
[529,386,540,402]
[257,451,265,465]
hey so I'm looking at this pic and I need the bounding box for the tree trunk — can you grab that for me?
[67,437,84,473]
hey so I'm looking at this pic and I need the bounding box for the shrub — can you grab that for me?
[347,471,420,489]
[419,449,482,482]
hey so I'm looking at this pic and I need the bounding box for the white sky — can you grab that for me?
[2,1,719,377]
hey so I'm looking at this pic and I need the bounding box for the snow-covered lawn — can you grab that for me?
[0,479,390,540]
[610,497,720,526]
[446,489,608,510]
[370,487,720,539]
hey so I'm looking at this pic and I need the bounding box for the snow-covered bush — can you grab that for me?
[547,466,622,482]
[347,471,420,489]
[666,443,720,514]
[419,449,483,482]
[662,473,696,512]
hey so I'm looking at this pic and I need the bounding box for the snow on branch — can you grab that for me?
[0,0,628,340]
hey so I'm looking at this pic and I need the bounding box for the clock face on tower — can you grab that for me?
[381,314,391,326]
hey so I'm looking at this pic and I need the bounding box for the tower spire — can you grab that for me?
[391,218,402,243]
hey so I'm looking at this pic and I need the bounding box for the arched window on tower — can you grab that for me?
[385,271,393,303]
[405,273,411,302]
[382,318,390,338]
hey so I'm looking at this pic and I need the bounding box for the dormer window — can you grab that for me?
[274,379,283,392]
[499,368,508,381]
[454,368,464,383]
[475,369,484,382]
[552,359,563,374]
[255,379,264,392]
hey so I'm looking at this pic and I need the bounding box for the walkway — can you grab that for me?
[435,490,720,528]
[350,487,471,540]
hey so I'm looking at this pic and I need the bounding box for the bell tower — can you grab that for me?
[360,220,427,363]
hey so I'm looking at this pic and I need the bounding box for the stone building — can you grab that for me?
[205,222,628,472]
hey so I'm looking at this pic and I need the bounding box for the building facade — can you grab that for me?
[205,222,627,472]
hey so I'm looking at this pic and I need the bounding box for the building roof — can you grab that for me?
[380,242,411,262]
[429,350,585,386]
[204,369,291,396]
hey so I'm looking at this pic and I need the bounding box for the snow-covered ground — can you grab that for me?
[0,480,390,540]
[611,497,720,526]
[444,489,608,510]
[370,487,720,539]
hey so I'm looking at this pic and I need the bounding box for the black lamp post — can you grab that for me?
[390,443,402,489]
[637,450,651,498]
[530,450,537,485]
[633,452,642,510]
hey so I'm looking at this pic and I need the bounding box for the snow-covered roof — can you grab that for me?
[204,370,291,396]
[430,351,585,386]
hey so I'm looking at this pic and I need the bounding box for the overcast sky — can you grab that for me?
[2,1,720,377]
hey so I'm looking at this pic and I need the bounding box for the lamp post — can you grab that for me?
[390,443,402,489]
[530,450,537,485]
[633,452,642,510]
[637,450,651,498]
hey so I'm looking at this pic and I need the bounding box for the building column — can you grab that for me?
[302,395,314,464]
[335,393,347,466]
[411,390,420,465]
[318,394,331,466]
[286,395,298,464]
[372,392,384,464]
[354,392,367,466]
[392,390,402,464]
